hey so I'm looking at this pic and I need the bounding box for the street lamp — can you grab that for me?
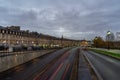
[107,31,111,50]
[61,35,63,47]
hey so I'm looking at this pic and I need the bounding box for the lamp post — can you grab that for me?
[61,35,63,47]
[107,31,111,50]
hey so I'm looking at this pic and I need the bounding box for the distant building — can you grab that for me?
[106,31,115,41]
[80,40,92,47]
[6,26,20,31]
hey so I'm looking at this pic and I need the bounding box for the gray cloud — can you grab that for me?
[0,0,120,40]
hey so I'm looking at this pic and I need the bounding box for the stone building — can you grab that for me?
[0,26,80,47]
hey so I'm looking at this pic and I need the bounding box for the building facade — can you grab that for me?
[0,26,80,47]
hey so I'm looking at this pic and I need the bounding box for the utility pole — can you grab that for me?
[107,31,111,50]
[61,35,63,47]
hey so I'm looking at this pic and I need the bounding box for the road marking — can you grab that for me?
[49,63,63,80]
[33,69,47,80]
[33,49,70,80]
[62,63,70,80]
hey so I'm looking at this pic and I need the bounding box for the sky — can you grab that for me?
[0,0,120,40]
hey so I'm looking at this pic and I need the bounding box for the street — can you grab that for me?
[1,47,120,80]
[0,48,69,80]
[0,47,93,80]
[83,50,120,80]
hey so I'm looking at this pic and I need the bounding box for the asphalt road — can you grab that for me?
[0,48,69,80]
[83,50,120,80]
[0,47,94,80]
[34,47,78,80]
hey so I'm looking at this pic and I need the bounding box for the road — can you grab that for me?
[0,48,69,80]
[83,50,120,80]
[0,47,93,80]
[34,47,78,80]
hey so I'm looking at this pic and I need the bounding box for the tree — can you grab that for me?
[93,36,105,48]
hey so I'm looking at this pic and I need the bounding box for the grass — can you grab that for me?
[90,48,120,59]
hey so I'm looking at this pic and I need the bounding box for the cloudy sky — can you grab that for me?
[0,0,120,40]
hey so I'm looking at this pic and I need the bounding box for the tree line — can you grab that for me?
[93,36,120,49]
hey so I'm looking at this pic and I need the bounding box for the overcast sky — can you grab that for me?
[0,0,120,40]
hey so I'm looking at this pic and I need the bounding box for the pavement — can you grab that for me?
[92,48,120,54]
[78,50,92,80]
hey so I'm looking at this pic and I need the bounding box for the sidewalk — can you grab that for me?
[91,48,120,54]
[0,50,46,57]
